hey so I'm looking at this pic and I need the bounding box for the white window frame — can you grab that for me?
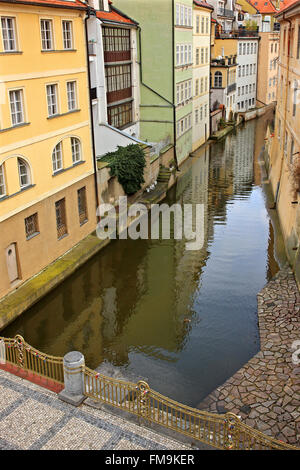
[40,19,54,51]
[71,137,81,164]
[52,142,63,173]
[0,164,6,197]
[46,83,59,117]
[18,158,30,188]
[62,20,73,50]
[67,81,77,111]
[1,16,17,52]
[9,89,24,126]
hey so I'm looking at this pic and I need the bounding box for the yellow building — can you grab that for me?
[211,28,238,121]
[267,0,300,287]
[0,0,97,299]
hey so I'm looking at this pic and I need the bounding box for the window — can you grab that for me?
[41,19,53,50]
[18,158,30,188]
[297,26,300,59]
[176,45,180,65]
[71,137,81,164]
[239,43,242,55]
[55,198,67,239]
[184,44,188,64]
[102,27,130,62]
[196,16,199,34]
[238,65,241,77]
[0,165,5,197]
[107,101,132,129]
[188,44,192,63]
[195,108,199,124]
[206,17,209,34]
[62,20,73,50]
[181,44,184,64]
[238,87,240,96]
[243,43,246,54]
[201,17,204,34]
[214,71,222,88]
[67,81,77,111]
[25,213,39,239]
[196,48,199,65]
[46,84,58,116]
[293,80,298,116]
[78,187,88,225]
[52,142,63,173]
[195,79,199,96]
[247,43,249,54]
[9,89,24,125]
[205,47,208,63]
[201,47,204,64]
[200,78,203,94]
[176,4,180,25]
[290,138,295,164]
[1,17,17,51]
[205,76,208,92]
[242,65,245,76]
[105,64,132,102]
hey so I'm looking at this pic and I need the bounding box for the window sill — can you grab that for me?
[58,233,69,241]
[47,109,80,120]
[80,219,88,227]
[0,184,35,202]
[0,50,23,55]
[52,160,85,176]
[0,122,30,133]
[41,49,77,53]
[26,232,40,241]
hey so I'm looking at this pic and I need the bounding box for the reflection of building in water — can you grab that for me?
[171,147,210,317]
[232,122,255,193]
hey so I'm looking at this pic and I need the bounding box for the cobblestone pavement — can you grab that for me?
[0,369,191,450]
[198,267,300,446]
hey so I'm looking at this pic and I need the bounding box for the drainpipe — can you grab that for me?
[274,15,291,207]
[172,0,179,170]
[84,7,100,217]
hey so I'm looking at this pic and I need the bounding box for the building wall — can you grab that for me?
[0,4,97,298]
[267,5,300,287]
[257,31,279,106]
[192,4,211,151]
[113,0,174,148]
[237,38,259,111]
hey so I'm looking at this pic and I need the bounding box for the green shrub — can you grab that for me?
[101,144,146,195]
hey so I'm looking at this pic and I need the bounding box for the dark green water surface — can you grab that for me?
[2,115,287,406]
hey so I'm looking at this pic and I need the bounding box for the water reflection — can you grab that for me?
[2,116,287,406]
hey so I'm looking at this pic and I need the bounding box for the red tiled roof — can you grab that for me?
[277,0,299,12]
[193,0,214,10]
[0,0,86,9]
[96,7,137,25]
[248,0,277,13]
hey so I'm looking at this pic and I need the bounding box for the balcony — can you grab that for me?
[227,83,236,94]
[215,29,259,39]
[217,8,234,18]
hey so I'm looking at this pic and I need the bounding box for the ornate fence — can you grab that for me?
[0,335,298,451]
[0,335,64,386]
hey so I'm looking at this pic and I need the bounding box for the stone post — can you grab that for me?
[58,351,85,406]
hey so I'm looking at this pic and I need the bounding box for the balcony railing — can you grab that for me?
[227,83,236,94]
[215,29,259,39]
[218,8,234,18]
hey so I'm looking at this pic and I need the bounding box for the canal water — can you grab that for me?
[2,114,287,407]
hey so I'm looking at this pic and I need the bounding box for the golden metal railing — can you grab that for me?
[0,335,64,385]
[83,367,298,451]
[0,335,298,450]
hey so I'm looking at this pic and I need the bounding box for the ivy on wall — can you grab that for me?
[100,144,146,195]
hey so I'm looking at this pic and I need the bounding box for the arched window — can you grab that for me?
[52,142,63,173]
[0,164,6,197]
[18,158,30,188]
[214,71,222,88]
[71,137,81,164]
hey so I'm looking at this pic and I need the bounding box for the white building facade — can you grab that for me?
[86,0,142,158]
[236,36,259,112]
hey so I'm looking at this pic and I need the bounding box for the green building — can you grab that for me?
[113,0,194,166]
